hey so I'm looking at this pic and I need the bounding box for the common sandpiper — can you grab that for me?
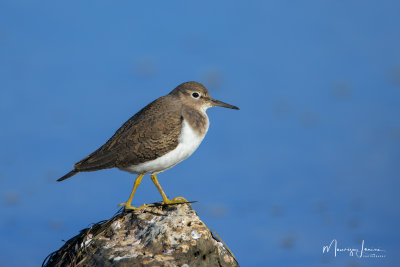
[58,81,239,210]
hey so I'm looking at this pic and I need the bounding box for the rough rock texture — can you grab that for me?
[43,203,238,267]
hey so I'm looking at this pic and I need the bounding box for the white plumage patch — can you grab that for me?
[121,118,209,175]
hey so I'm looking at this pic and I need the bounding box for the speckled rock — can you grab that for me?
[43,203,238,267]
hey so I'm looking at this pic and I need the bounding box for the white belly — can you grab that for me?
[121,119,208,174]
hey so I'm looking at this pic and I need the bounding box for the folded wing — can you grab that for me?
[58,96,183,181]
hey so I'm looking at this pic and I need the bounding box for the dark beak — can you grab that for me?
[210,98,239,110]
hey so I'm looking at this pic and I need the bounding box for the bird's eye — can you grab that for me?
[192,92,200,98]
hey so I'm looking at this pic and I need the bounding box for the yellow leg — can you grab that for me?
[119,174,148,210]
[150,174,188,205]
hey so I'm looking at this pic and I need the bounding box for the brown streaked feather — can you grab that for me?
[182,106,209,136]
[63,94,183,177]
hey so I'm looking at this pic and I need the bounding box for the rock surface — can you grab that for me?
[43,203,238,267]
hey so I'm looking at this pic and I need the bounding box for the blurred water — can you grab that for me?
[0,1,399,266]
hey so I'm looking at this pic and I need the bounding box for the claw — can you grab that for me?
[163,196,190,205]
[118,202,149,210]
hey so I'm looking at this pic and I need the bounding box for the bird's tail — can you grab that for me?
[57,170,79,182]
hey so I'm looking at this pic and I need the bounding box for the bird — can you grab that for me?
[58,81,239,210]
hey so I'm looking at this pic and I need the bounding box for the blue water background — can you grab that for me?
[0,1,399,266]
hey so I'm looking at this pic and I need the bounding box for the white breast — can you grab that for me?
[121,118,209,175]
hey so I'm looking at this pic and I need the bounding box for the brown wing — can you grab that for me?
[71,95,183,172]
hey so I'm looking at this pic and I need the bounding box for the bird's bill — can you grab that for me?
[210,98,239,110]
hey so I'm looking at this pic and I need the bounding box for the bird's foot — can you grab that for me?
[162,196,190,206]
[118,202,150,210]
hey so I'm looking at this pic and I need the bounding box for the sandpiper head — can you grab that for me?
[170,81,239,111]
